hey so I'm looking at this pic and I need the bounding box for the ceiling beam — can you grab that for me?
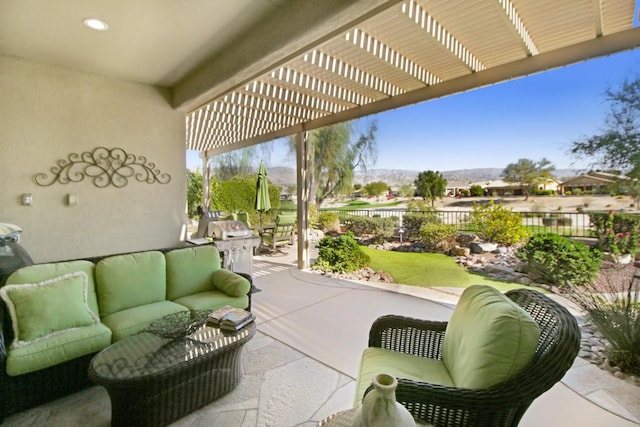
[172,0,403,112]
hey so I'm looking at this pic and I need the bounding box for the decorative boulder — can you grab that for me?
[470,241,498,254]
[453,246,471,257]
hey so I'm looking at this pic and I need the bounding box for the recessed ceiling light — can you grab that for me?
[83,18,109,31]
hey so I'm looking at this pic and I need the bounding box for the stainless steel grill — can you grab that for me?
[206,221,260,277]
[207,221,253,240]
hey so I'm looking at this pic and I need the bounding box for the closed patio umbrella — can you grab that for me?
[255,161,271,228]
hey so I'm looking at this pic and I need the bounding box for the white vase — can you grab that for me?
[353,373,416,427]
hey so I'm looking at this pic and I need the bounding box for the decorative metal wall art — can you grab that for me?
[34,147,171,188]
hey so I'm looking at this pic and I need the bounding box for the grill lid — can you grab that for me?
[207,220,253,240]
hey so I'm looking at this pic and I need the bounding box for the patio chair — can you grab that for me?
[259,213,296,254]
[354,285,581,427]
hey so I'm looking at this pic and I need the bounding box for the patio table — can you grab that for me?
[88,313,255,427]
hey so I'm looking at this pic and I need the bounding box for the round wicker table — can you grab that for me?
[89,313,255,427]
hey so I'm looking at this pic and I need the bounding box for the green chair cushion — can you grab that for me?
[165,246,221,300]
[211,269,251,297]
[100,300,187,342]
[0,272,100,348]
[6,323,112,376]
[442,285,540,389]
[173,290,249,312]
[6,260,99,315]
[354,347,454,406]
[96,251,166,317]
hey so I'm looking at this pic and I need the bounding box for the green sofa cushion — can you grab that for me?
[6,260,99,315]
[354,347,454,406]
[96,251,166,317]
[0,272,100,348]
[100,300,187,342]
[211,269,251,297]
[173,290,249,312]
[6,323,112,376]
[442,285,540,389]
[165,246,221,300]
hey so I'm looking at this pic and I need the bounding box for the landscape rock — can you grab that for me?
[456,233,478,247]
[453,246,470,257]
[470,241,498,254]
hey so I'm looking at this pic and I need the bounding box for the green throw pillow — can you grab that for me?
[442,285,540,389]
[0,271,99,348]
[211,269,251,297]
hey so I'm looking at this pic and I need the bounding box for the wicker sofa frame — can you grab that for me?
[365,288,580,427]
[0,245,253,422]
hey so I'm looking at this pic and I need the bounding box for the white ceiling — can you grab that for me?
[2,0,639,155]
[0,0,288,87]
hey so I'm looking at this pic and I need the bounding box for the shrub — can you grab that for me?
[591,211,640,239]
[344,216,395,244]
[469,201,528,246]
[210,174,280,225]
[469,185,484,197]
[403,209,441,241]
[308,204,319,224]
[565,190,572,195]
[516,233,602,288]
[569,269,640,376]
[557,217,572,226]
[313,232,370,273]
[318,212,340,233]
[532,189,554,196]
[419,223,458,254]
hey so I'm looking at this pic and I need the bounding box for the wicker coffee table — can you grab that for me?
[89,312,255,427]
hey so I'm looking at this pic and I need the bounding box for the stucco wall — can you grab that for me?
[0,56,187,262]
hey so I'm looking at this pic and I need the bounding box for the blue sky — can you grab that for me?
[187,48,640,172]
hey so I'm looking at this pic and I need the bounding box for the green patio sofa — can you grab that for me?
[354,285,580,426]
[0,245,252,421]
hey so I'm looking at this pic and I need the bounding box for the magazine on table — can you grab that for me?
[207,305,255,330]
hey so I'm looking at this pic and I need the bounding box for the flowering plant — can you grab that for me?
[603,211,639,256]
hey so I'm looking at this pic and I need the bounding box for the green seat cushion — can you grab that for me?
[100,300,187,342]
[0,272,100,348]
[211,269,251,297]
[6,323,112,376]
[6,260,99,315]
[96,251,166,317]
[166,246,221,300]
[354,347,453,406]
[173,290,249,312]
[442,285,540,389]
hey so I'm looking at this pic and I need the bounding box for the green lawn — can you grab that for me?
[361,247,543,292]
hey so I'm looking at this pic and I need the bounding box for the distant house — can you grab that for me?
[447,177,561,197]
[482,180,525,196]
[536,177,561,193]
[560,172,631,194]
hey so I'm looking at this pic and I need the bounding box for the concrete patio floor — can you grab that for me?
[3,251,639,426]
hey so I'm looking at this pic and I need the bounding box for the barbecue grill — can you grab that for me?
[206,220,260,276]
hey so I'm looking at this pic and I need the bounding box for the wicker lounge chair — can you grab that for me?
[355,287,580,427]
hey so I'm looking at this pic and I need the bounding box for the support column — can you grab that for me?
[296,131,310,269]
[201,152,211,211]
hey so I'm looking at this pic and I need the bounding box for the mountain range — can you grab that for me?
[266,167,582,187]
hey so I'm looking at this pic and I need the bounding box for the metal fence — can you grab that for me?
[316,208,607,238]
